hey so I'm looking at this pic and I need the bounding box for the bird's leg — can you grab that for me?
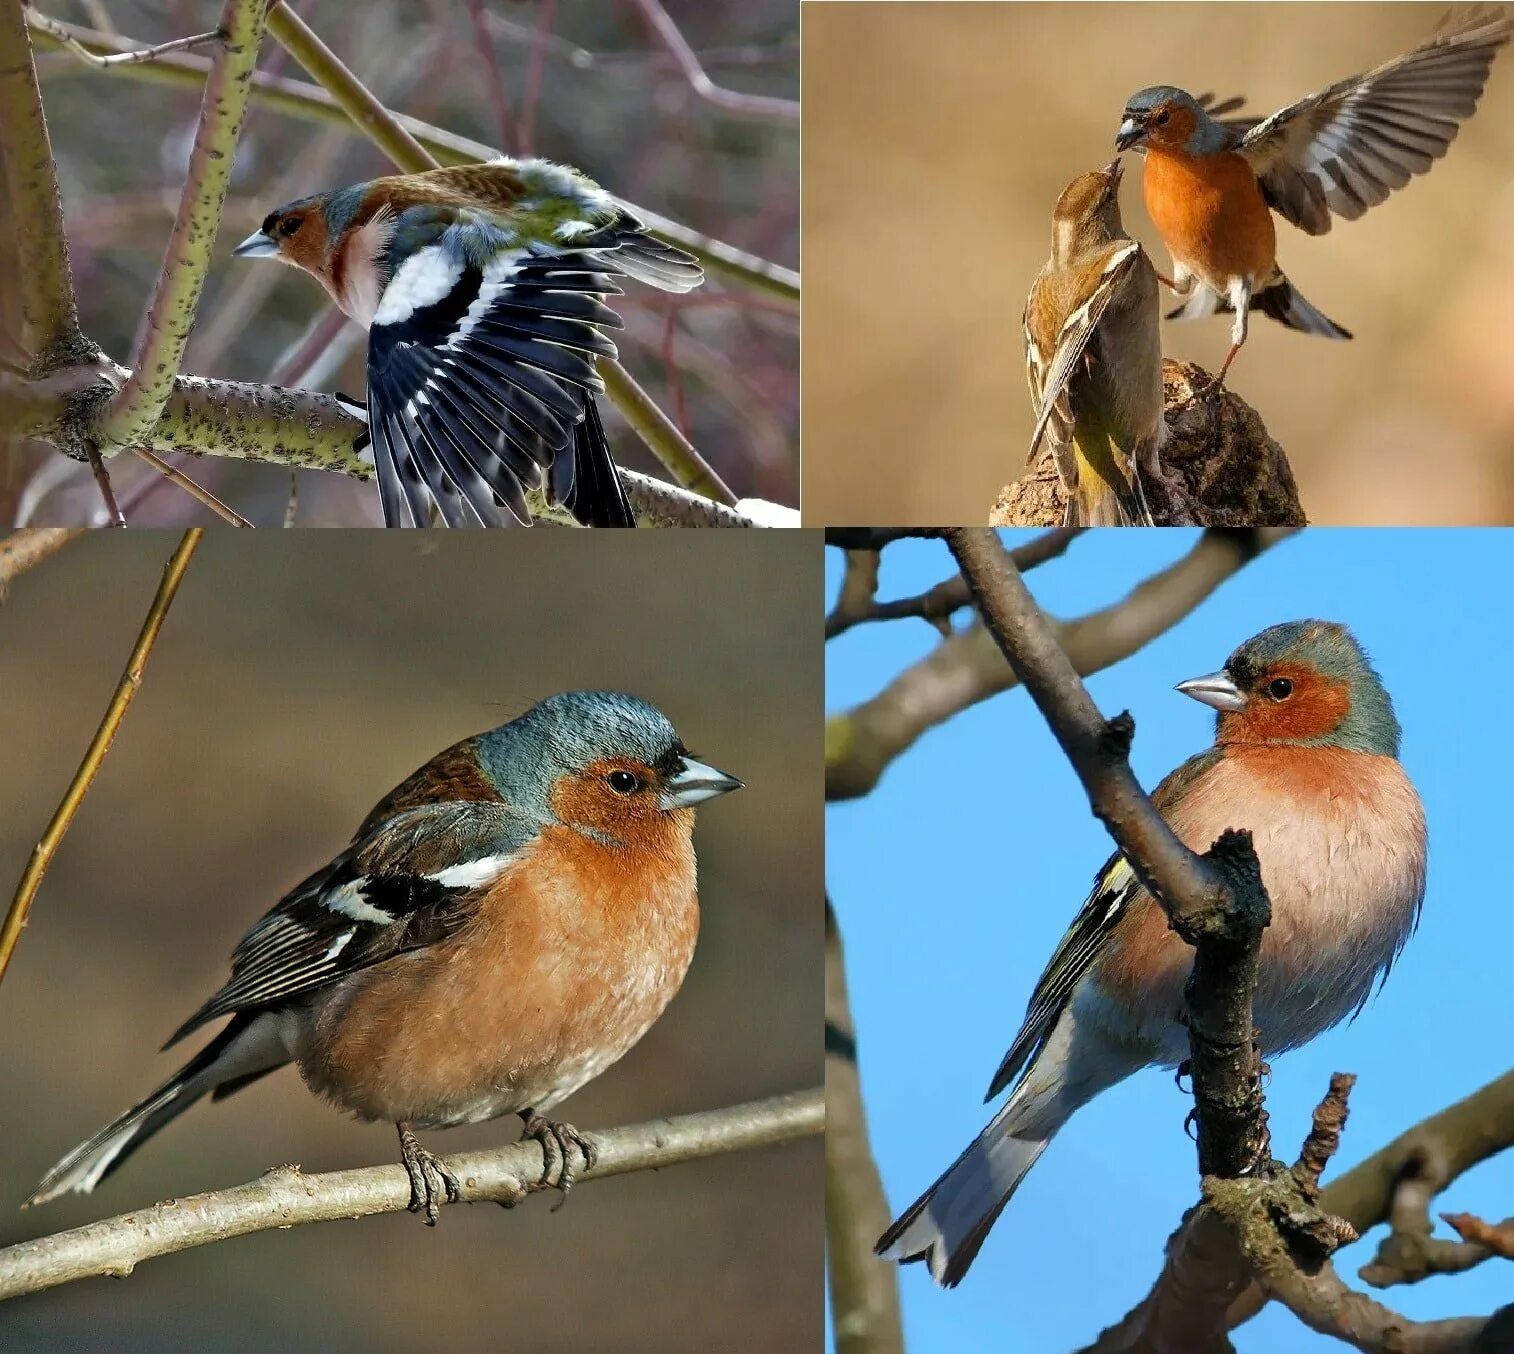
[519,1108,600,1211]
[1175,285,1250,409]
[397,1122,460,1226]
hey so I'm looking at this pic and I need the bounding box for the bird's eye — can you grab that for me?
[1153,110,1170,127]
[278,216,301,238]
[607,770,640,794]
[1267,677,1294,701]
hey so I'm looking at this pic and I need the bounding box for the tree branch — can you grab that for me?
[943,527,1270,1178]
[825,529,1292,801]
[0,526,85,600]
[826,902,904,1354]
[0,1088,822,1302]
[99,0,264,449]
[0,530,201,989]
[0,0,83,364]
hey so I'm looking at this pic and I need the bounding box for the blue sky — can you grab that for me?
[827,529,1514,1353]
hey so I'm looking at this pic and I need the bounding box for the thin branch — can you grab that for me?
[824,549,882,640]
[0,1,80,361]
[131,448,253,527]
[826,902,904,1354]
[0,1088,822,1301]
[627,0,800,122]
[24,9,222,68]
[463,0,513,149]
[0,530,201,989]
[1441,1214,1514,1261]
[0,527,85,600]
[943,527,1270,1179]
[826,529,1292,801]
[26,13,799,303]
[99,0,263,449]
[600,357,738,506]
[82,440,124,526]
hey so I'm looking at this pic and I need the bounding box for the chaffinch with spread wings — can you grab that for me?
[31,691,741,1223]
[878,621,1427,1286]
[1024,160,1166,526]
[233,158,702,528]
[1114,7,1510,391]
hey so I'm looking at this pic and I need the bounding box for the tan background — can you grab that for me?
[802,2,1514,525]
[0,531,819,1352]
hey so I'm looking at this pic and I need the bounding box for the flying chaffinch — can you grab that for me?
[232,158,703,528]
[30,691,741,1224]
[877,621,1427,1286]
[1114,7,1511,391]
[1024,160,1166,527]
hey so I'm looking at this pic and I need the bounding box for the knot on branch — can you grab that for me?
[1101,710,1136,759]
[1170,829,1270,948]
[989,361,1309,528]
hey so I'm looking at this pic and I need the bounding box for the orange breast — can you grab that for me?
[1142,147,1276,287]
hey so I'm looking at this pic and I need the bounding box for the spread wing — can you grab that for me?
[1237,7,1511,235]
[164,801,538,1045]
[984,747,1222,1100]
[1025,241,1143,465]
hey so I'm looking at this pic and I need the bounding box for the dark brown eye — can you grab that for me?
[278,216,301,238]
[1267,677,1294,701]
[1153,110,1170,127]
[607,770,640,794]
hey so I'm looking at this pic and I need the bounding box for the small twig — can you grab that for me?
[1297,1073,1356,1196]
[0,1088,821,1300]
[24,9,222,68]
[0,530,202,990]
[599,357,738,506]
[518,0,554,155]
[0,527,86,601]
[463,0,513,149]
[627,0,800,123]
[131,448,252,527]
[824,549,882,640]
[83,440,125,526]
[1441,1214,1514,1261]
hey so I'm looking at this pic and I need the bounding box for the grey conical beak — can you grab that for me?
[1114,117,1144,152]
[660,758,743,810]
[1175,671,1246,712]
[232,230,279,259]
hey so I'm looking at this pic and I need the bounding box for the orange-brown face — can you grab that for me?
[1217,661,1350,746]
[260,205,332,277]
[1116,97,1200,154]
[548,756,688,846]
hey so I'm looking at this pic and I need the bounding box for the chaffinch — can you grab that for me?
[877,621,1427,1286]
[1114,7,1511,390]
[1024,160,1165,527]
[232,158,703,528]
[30,691,741,1223]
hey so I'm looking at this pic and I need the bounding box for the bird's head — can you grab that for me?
[1177,621,1400,755]
[1051,159,1127,255]
[476,691,742,847]
[1116,87,1224,155]
[233,192,337,277]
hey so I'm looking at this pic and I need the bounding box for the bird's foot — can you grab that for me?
[398,1122,460,1226]
[1173,1058,1192,1093]
[519,1109,600,1211]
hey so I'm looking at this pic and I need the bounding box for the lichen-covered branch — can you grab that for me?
[826,902,904,1354]
[0,1089,821,1302]
[99,0,265,449]
[826,529,1292,801]
[0,1,82,364]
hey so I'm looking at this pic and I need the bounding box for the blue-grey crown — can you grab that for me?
[1123,85,1196,116]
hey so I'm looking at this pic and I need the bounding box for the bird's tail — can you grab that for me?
[1166,276,1351,340]
[1070,428,1146,527]
[557,399,634,528]
[28,1012,290,1206]
[875,1101,1052,1288]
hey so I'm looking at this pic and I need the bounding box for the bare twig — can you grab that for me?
[0,530,202,989]
[943,527,1270,1179]
[25,9,221,68]
[0,1,81,361]
[1298,1073,1356,1196]
[0,1088,821,1301]
[131,448,253,527]
[83,440,124,525]
[0,527,85,600]
[628,0,800,122]
[826,902,904,1354]
[599,358,738,506]
[26,13,799,303]
[463,0,513,148]
[1441,1214,1514,1260]
[98,0,264,449]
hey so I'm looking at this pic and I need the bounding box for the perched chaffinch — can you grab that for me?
[232,158,703,528]
[1114,7,1511,390]
[1024,160,1165,527]
[877,621,1426,1286]
[30,691,741,1223]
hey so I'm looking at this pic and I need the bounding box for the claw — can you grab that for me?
[520,1108,599,1210]
[397,1122,459,1226]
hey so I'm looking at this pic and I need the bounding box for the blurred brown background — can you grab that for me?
[803,2,1514,525]
[0,530,820,1351]
[5,0,798,524]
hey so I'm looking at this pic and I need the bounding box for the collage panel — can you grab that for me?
[804,4,1514,527]
[0,528,821,1350]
